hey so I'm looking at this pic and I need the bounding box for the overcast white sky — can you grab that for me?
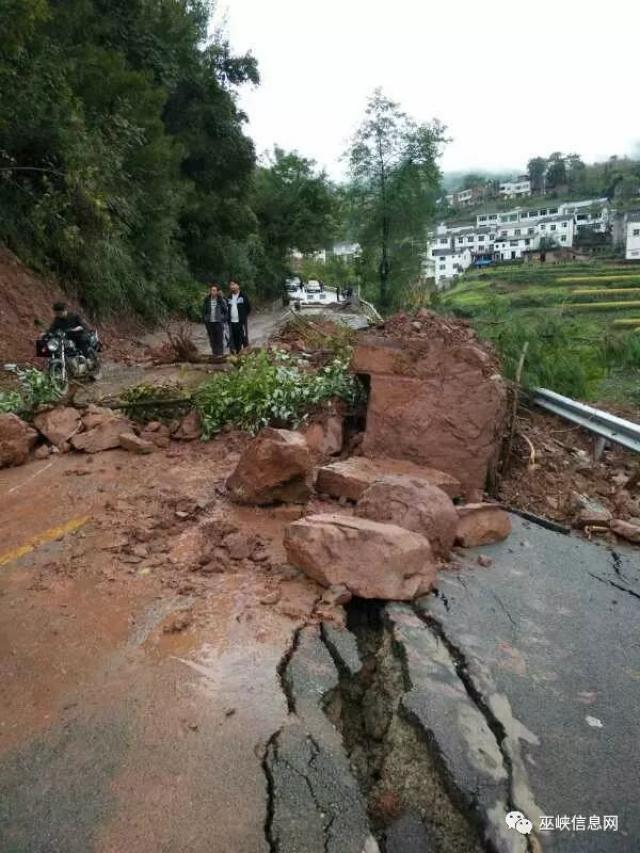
[218,0,639,181]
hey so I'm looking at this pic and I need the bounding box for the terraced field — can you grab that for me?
[440,262,640,404]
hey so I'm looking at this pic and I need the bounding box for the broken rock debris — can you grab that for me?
[455,503,512,548]
[316,456,462,503]
[0,413,34,468]
[33,406,81,449]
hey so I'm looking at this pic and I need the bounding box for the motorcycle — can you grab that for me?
[36,329,102,392]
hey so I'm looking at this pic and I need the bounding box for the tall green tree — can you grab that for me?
[253,147,337,294]
[0,0,259,318]
[347,89,446,307]
[565,153,586,194]
[527,157,547,193]
[545,152,567,189]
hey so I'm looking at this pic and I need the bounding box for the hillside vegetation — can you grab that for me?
[441,262,640,404]
[0,1,335,320]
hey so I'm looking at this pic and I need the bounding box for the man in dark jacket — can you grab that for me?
[202,283,229,357]
[48,302,91,354]
[227,280,251,354]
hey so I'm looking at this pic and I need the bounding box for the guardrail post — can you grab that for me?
[593,436,606,462]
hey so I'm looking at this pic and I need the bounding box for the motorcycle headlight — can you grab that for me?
[47,339,58,352]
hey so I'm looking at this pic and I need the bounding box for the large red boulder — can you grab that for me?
[455,503,511,547]
[352,312,507,499]
[34,407,82,448]
[0,413,33,468]
[316,456,461,502]
[284,513,437,600]
[226,428,313,505]
[356,475,458,559]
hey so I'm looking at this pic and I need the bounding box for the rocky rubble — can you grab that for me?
[33,407,82,449]
[316,456,462,502]
[71,407,134,453]
[301,413,344,458]
[454,504,512,548]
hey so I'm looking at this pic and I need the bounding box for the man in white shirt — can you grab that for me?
[227,280,251,354]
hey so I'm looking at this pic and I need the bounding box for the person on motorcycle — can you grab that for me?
[49,302,91,355]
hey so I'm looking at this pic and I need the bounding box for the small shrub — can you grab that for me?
[164,324,201,363]
[0,389,23,414]
[600,331,640,372]
[121,383,192,423]
[0,366,62,414]
[195,349,364,438]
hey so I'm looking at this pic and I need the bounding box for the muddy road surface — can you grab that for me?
[1,422,639,849]
[0,437,484,853]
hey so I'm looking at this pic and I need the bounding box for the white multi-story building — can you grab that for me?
[425,198,608,286]
[445,185,489,208]
[626,218,640,260]
[499,177,531,199]
[430,247,473,281]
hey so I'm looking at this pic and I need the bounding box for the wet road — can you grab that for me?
[405,515,640,851]
[2,444,639,853]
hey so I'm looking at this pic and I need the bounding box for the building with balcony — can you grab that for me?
[498,177,532,199]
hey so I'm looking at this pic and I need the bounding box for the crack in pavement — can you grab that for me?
[610,550,628,582]
[411,605,536,853]
[276,626,304,714]
[262,624,373,853]
[587,570,640,601]
[262,730,281,853]
[489,591,518,633]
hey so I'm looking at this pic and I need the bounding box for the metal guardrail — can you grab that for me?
[532,387,640,453]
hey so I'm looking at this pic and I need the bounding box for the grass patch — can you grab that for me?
[441,262,640,401]
[562,300,640,313]
[612,319,640,327]
[570,288,640,296]
[558,274,640,284]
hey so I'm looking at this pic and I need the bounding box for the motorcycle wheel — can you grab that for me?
[49,362,69,395]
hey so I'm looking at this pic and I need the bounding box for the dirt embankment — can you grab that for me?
[499,407,640,530]
[0,245,150,366]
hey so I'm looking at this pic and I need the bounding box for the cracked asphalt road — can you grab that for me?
[413,514,640,852]
[2,474,638,853]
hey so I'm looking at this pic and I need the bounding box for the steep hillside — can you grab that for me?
[0,247,80,365]
[0,246,148,366]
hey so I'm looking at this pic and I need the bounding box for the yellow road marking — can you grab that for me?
[0,515,91,567]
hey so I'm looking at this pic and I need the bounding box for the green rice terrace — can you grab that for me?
[439,262,640,406]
